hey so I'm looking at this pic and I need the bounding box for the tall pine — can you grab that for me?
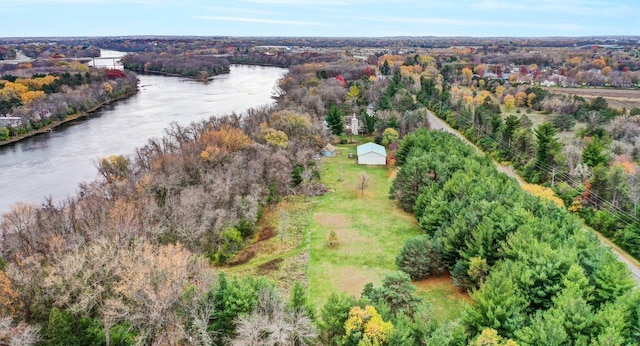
[326,103,343,136]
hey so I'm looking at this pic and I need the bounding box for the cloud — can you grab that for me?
[193,15,324,26]
[9,0,163,4]
[204,6,275,16]
[237,0,348,5]
[361,16,586,33]
[469,0,638,17]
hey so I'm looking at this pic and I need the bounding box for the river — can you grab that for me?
[0,51,286,214]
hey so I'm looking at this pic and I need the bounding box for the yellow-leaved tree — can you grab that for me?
[504,94,516,111]
[471,328,518,346]
[495,85,505,99]
[515,91,528,107]
[20,90,45,104]
[344,305,393,345]
[462,67,473,85]
[261,126,289,148]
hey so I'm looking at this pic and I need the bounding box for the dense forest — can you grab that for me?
[0,37,639,345]
[397,53,640,259]
[390,129,637,344]
[16,44,101,60]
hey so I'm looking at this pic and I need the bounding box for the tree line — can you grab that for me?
[121,53,230,80]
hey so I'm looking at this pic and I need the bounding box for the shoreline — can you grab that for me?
[124,68,230,81]
[0,89,138,147]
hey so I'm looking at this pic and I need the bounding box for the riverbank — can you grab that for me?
[0,66,285,213]
[124,68,230,81]
[0,89,138,147]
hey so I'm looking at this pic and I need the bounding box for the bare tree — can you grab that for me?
[231,288,317,346]
[43,237,215,346]
[0,317,40,346]
[357,173,369,196]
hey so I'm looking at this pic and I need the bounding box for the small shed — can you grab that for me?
[321,143,336,157]
[357,142,386,165]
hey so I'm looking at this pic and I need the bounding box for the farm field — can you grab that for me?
[542,86,640,110]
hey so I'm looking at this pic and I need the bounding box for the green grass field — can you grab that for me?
[224,141,468,321]
[307,144,422,308]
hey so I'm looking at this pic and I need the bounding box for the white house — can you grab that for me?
[0,117,22,127]
[357,142,386,165]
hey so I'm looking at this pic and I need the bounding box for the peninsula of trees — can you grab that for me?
[121,53,230,80]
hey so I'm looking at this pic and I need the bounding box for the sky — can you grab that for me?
[1,0,639,38]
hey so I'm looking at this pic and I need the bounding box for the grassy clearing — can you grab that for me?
[307,143,420,307]
[225,140,469,322]
[414,274,470,323]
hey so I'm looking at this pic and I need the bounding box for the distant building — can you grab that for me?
[0,117,22,127]
[357,142,386,165]
[321,143,336,157]
[541,80,556,87]
[350,113,359,135]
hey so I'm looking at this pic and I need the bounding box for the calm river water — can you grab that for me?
[0,51,286,213]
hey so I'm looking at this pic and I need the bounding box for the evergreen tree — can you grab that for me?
[46,307,80,346]
[395,235,444,280]
[582,137,609,168]
[534,121,560,181]
[363,271,422,317]
[464,262,528,339]
[362,110,376,135]
[380,60,391,76]
[325,103,343,136]
[318,292,359,346]
[290,281,314,319]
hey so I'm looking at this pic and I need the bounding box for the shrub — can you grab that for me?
[396,235,444,280]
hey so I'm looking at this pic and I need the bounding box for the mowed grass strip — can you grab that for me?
[307,144,421,308]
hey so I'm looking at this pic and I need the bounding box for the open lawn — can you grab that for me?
[307,144,421,307]
[225,140,468,321]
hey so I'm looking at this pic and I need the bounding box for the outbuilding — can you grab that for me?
[321,143,336,157]
[357,142,386,165]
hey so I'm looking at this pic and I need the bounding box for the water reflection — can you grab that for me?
[0,64,286,213]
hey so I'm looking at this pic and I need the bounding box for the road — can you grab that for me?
[427,111,640,286]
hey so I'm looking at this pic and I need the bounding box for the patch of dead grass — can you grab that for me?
[413,274,471,302]
[325,265,381,296]
[314,213,349,228]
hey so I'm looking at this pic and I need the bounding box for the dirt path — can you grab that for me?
[426,110,640,286]
[427,111,525,185]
